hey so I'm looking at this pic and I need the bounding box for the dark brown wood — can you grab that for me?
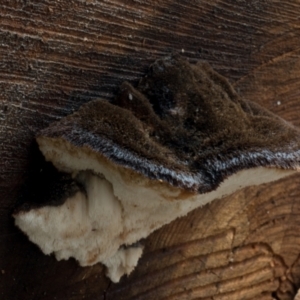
[1,1,300,299]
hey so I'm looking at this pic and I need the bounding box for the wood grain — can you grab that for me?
[1,1,300,299]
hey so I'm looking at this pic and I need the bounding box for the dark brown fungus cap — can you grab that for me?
[37,55,300,193]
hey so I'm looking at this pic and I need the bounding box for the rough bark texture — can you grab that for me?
[1,1,300,300]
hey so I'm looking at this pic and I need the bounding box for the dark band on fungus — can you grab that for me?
[37,55,300,193]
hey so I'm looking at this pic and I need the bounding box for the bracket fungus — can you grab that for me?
[14,55,300,282]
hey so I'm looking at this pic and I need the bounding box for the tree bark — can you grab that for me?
[1,1,300,299]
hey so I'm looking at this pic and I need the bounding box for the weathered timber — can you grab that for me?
[1,1,300,299]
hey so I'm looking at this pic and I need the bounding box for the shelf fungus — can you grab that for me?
[14,55,300,282]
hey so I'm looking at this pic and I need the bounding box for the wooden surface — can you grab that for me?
[1,1,300,299]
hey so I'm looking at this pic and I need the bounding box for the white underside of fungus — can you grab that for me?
[14,137,296,282]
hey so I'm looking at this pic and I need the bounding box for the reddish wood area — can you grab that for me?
[1,1,300,299]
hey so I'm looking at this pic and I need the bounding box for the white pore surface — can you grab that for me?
[14,138,296,282]
[294,289,300,300]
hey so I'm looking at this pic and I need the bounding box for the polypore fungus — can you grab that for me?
[14,55,300,282]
